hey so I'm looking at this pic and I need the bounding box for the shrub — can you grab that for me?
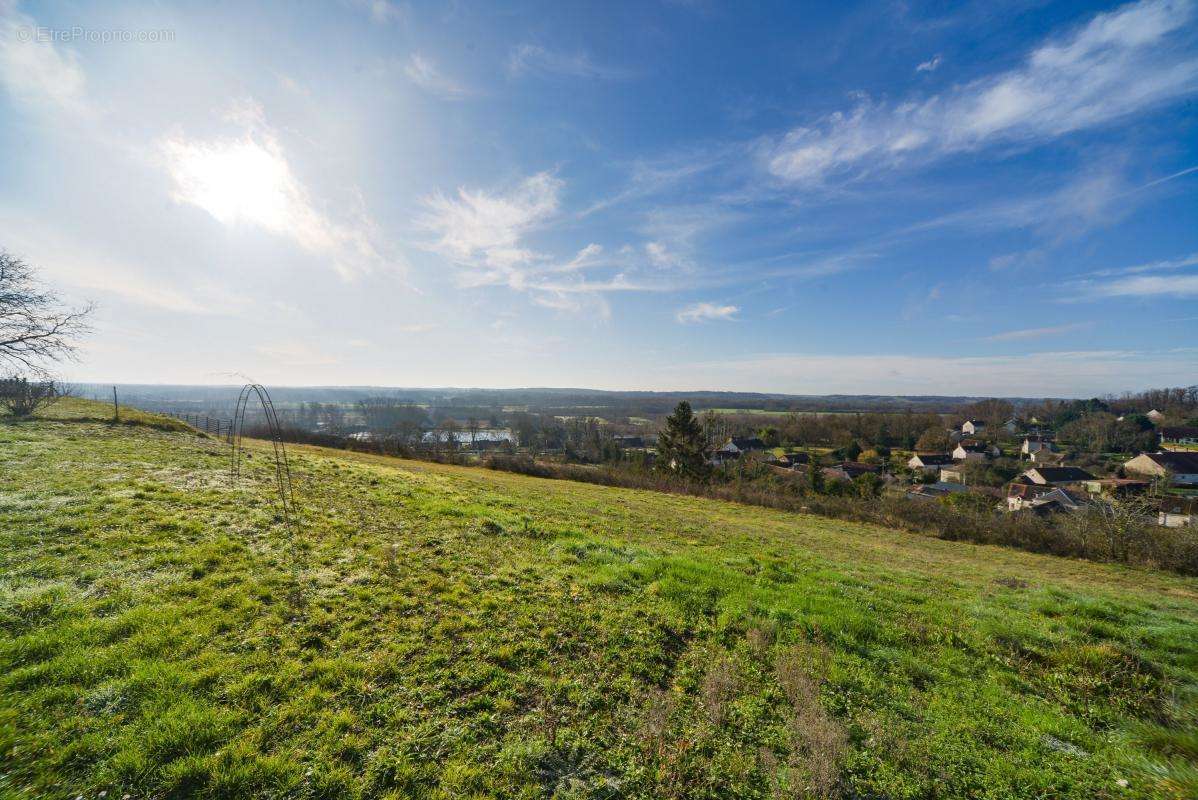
[0,376,61,417]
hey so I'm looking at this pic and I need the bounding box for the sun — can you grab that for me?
[162,136,295,230]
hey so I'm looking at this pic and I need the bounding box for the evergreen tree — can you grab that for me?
[657,401,708,478]
[808,460,826,494]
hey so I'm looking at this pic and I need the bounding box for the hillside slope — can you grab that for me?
[2,411,1197,799]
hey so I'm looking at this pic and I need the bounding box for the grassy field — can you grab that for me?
[2,402,1197,799]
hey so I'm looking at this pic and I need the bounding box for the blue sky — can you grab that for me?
[0,0,1195,395]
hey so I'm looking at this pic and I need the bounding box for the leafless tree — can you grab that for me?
[0,252,92,375]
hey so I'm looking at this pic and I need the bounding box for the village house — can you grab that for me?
[1080,478,1149,498]
[1147,409,1165,423]
[961,419,987,435]
[906,482,968,500]
[1123,451,1198,486]
[1159,498,1196,528]
[1160,426,1198,447]
[775,451,809,468]
[822,461,881,482]
[952,440,1000,461]
[717,437,766,457]
[1021,437,1057,457]
[1029,448,1065,466]
[1021,466,1096,486]
[939,467,964,483]
[1007,485,1085,514]
[907,453,954,473]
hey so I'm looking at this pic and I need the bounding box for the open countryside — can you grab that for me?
[3,0,1198,798]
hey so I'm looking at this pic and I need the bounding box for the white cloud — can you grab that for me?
[983,322,1092,341]
[507,44,630,79]
[916,54,942,73]
[1087,251,1198,277]
[403,53,469,98]
[911,166,1137,243]
[767,0,1198,184]
[0,3,88,115]
[676,301,739,323]
[159,110,386,279]
[1066,251,1198,298]
[1078,274,1198,298]
[646,241,686,269]
[418,171,562,286]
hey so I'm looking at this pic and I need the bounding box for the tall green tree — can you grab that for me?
[657,401,708,478]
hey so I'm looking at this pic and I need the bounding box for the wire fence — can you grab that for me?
[160,410,235,442]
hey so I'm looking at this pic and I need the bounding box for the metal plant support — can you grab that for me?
[230,383,297,531]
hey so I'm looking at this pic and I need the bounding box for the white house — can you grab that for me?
[961,419,986,435]
[1029,449,1065,465]
[908,453,954,472]
[1123,452,1198,486]
[1147,409,1165,423]
[717,437,766,456]
[953,441,999,461]
[1021,438,1057,456]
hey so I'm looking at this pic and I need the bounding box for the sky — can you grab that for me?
[0,0,1196,397]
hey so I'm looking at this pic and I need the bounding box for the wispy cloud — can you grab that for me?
[984,322,1092,341]
[1087,251,1198,278]
[676,301,739,323]
[507,44,631,79]
[911,166,1140,247]
[766,0,1198,184]
[418,171,562,286]
[403,53,469,98]
[1077,274,1198,298]
[0,3,88,116]
[1066,251,1198,299]
[916,54,942,73]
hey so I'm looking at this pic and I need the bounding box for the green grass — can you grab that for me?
[38,396,193,432]
[2,402,1197,799]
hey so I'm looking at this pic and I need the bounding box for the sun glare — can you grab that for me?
[163,137,294,230]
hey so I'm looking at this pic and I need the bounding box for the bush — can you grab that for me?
[0,376,61,417]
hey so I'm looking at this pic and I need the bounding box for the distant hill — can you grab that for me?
[75,383,1051,417]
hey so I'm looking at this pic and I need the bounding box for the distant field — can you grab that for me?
[2,401,1196,798]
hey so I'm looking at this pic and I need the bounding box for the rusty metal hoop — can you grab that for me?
[230,383,297,531]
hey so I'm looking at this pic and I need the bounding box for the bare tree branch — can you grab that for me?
[0,251,93,376]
